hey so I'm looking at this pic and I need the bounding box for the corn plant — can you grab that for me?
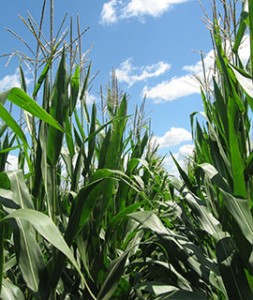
[119,1,253,299]
[0,1,170,299]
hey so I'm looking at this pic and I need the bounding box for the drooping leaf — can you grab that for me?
[0,103,28,148]
[230,65,253,98]
[2,208,92,294]
[97,252,129,300]
[216,237,252,300]
[3,171,46,293]
[0,88,63,132]
[0,279,25,300]
[222,190,253,245]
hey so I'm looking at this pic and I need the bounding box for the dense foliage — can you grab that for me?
[1,0,253,299]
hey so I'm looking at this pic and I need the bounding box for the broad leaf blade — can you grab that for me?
[2,208,96,299]
[216,237,253,300]
[0,103,28,148]
[0,88,63,132]
[0,279,25,300]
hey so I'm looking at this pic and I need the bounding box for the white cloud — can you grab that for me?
[77,92,97,108]
[5,154,29,172]
[152,127,192,148]
[123,0,188,19]
[183,50,214,74]
[100,0,119,25]
[142,34,251,103]
[115,58,170,86]
[100,0,188,25]
[6,154,19,171]
[0,68,33,93]
[163,143,194,177]
[143,50,215,103]
[0,71,20,92]
[86,93,97,105]
[143,74,200,103]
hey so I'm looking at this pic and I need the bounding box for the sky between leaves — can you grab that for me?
[0,0,249,174]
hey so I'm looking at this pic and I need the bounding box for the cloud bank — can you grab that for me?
[0,68,33,93]
[100,0,188,25]
[115,58,170,86]
[143,50,215,103]
[0,70,21,92]
[152,127,192,149]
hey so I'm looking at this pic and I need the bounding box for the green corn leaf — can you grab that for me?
[14,218,46,292]
[2,171,46,293]
[0,103,28,148]
[134,282,179,298]
[157,290,209,300]
[80,62,91,100]
[0,222,3,295]
[176,182,221,237]
[109,201,144,228]
[213,79,229,139]
[65,116,75,159]
[69,65,80,115]
[46,50,69,166]
[199,163,230,193]
[129,211,168,235]
[104,95,127,170]
[171,154,196,194]
[216,237,253,300]
[74,109,86,140]
[135,282,207,299]
[233,11,248,54]
[248,0,253,75]
[97,252,129,300]
[83,103,97,178]
[0,279,25,300]
[32,58,52,98]
[6,171,34,209]
[221,190,253,245]
[3,257,16,273]
[230,65,253,98]
[129,211,223,292]
[2,208,96,299]
[227,96,247,197]
[72,145,85,191]
[0,88,63,132]
[19,66,27,93]
[0,145,23,154]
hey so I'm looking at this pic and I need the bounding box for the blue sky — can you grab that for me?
[0,0,217,173]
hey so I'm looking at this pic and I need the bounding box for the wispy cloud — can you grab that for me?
[183,50,214,74]
[100,0,119,25]
[0,70,21,92]
[77,92,97,108]
[143,50,215,103]
[0,68,33,93]
[143,74,200,103]
[152,127,192,149]
[115,58,170,86]
[100,0,188,25]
